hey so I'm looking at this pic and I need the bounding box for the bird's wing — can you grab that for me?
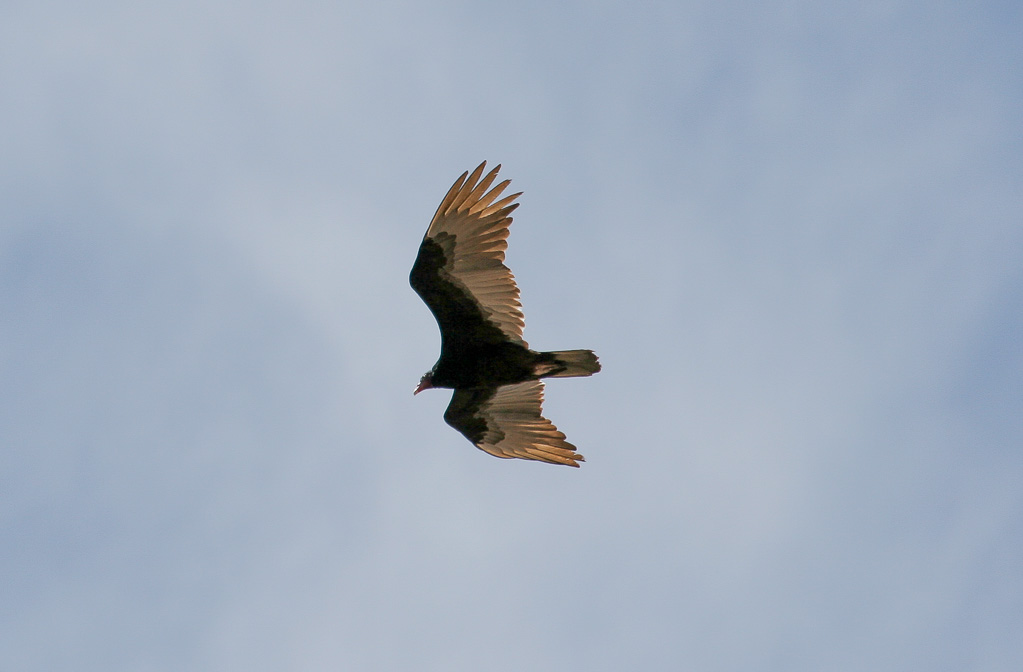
[409,162,527,348]
[443,381,584,467]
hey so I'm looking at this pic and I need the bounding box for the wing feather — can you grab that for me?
[411,162,527,347]
[444,381,584,467]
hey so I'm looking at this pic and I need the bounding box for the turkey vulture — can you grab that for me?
[410,162,600,467]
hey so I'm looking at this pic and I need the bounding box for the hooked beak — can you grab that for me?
[413,379,431,395]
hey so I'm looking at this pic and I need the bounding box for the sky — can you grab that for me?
[2,1,1021,670]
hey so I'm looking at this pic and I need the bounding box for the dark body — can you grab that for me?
[427,338,566,390]
[409,162,600,466]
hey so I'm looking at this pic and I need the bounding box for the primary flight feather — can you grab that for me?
[410,162,600,467]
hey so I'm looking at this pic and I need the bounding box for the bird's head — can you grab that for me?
[413,371,434,395]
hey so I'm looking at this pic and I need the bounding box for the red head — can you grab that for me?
[413,372,434,395]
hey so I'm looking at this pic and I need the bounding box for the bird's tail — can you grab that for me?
[541,349,601,378]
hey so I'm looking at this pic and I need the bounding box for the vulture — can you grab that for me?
[410,162,600,467]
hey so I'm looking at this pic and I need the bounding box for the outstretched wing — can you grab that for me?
[443,381,584,467]
[409,162,527,349]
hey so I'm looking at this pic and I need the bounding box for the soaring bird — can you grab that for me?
[410,162,600,467]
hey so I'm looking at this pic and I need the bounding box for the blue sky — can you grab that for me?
[2,1,1021,669]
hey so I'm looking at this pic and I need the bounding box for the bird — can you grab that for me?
[410,161,600,467]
